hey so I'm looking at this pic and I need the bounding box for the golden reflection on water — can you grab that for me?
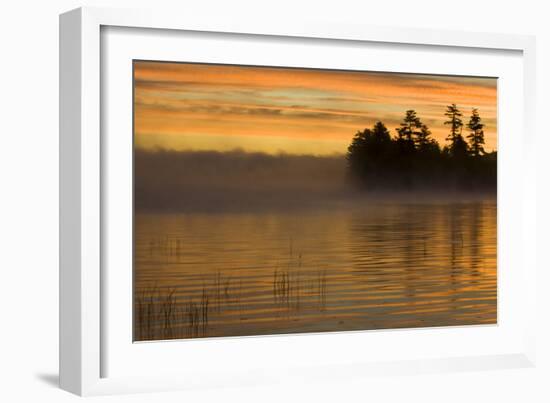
[133,201,496,341]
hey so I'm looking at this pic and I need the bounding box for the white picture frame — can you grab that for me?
[59,6,537,396]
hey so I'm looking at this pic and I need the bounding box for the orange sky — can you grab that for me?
[134,61,497,155]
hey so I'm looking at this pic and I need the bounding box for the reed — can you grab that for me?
[318,270,327,310]
[135,285,181,340]
[272,251,328,312]
[185,293,210,338]
[135,285,210,340]
[135,248,329,340]
[147,235,185,260]
[135,270,241,340]
[161,288,176,339]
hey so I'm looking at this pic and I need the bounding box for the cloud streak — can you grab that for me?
[134,61,497,154]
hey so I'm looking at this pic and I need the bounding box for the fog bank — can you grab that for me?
[134,149,496,213]
[135,149,352,212]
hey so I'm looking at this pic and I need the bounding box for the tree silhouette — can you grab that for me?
[347,128,372,175]
[444,104,468,158]
[347,121,394,185]
[416,124,436,151]
[397,110,422,146]
[467,108,486,156]
[372,120,392,143]
[346,105,496,192]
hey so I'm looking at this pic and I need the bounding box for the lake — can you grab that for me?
[134,199,496,341]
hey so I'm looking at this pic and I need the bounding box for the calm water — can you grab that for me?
[134,200,497,341]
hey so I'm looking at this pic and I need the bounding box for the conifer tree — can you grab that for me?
[444,104,468,157]
[467,108,486,156]
[415,124,432,149]
[396,110,422,145]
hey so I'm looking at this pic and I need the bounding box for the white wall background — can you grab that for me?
[0,1,548,402]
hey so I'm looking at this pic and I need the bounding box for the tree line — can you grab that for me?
[346,104,496,191]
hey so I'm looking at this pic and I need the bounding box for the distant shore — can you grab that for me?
[135,148,496,213]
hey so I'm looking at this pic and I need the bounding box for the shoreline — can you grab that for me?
[135,190,497,215]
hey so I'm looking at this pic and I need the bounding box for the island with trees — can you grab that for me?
[346,104,496,191]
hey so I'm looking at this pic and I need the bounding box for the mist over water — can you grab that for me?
[133,149,496,340]
[134,149,493,213]
[135,149,354,212]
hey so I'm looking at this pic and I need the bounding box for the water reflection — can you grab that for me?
[134,200,496,341]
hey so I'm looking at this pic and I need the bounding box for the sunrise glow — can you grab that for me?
[134,61,497,155]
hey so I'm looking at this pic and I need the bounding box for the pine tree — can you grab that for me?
[346,122,394,185]
[444,104,468,157]
[467,108,486,156]
[372,121,392,143]
[396,110,422,146]
[347,128,372,174]
[415,124,433,149]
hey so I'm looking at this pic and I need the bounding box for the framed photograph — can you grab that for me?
[60,7,537,396]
